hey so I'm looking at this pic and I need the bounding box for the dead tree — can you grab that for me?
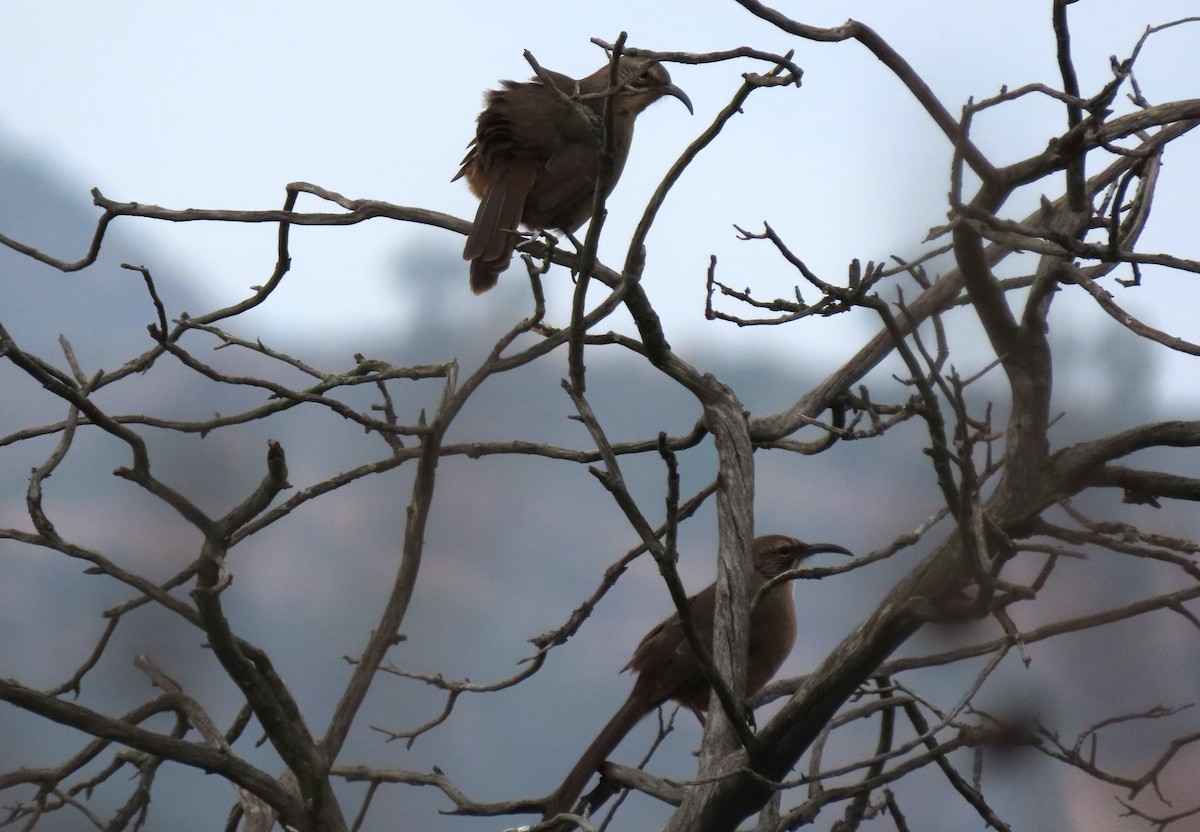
[1,5,1198,831]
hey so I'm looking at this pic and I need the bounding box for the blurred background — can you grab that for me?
[1,2,1198,830]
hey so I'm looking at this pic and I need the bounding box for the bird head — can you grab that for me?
[752,534,853,579]
[584,56,693,116]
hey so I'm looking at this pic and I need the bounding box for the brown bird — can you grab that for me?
[454,56,692,294]
[542,534,852,824]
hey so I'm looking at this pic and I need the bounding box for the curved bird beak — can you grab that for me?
[665,83,694,114]
[801,543,854,559]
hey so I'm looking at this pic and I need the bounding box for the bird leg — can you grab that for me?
[514,228,558,257]
[513,229,559,279]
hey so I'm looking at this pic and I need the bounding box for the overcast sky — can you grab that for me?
[3,5,1199,830]
[3,1,1197,396]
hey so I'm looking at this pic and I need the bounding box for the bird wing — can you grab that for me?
[475,78,600,232]
[526,143,598,231]
[623,585,716,710]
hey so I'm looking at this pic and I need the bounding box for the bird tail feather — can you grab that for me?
[463,163,536,294]
[542,690,649,824]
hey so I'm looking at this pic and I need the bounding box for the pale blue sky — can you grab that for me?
[4,2,1196,393]
[3,5,1200,829]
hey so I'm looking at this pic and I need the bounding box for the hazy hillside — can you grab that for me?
[2,133,1194,832]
